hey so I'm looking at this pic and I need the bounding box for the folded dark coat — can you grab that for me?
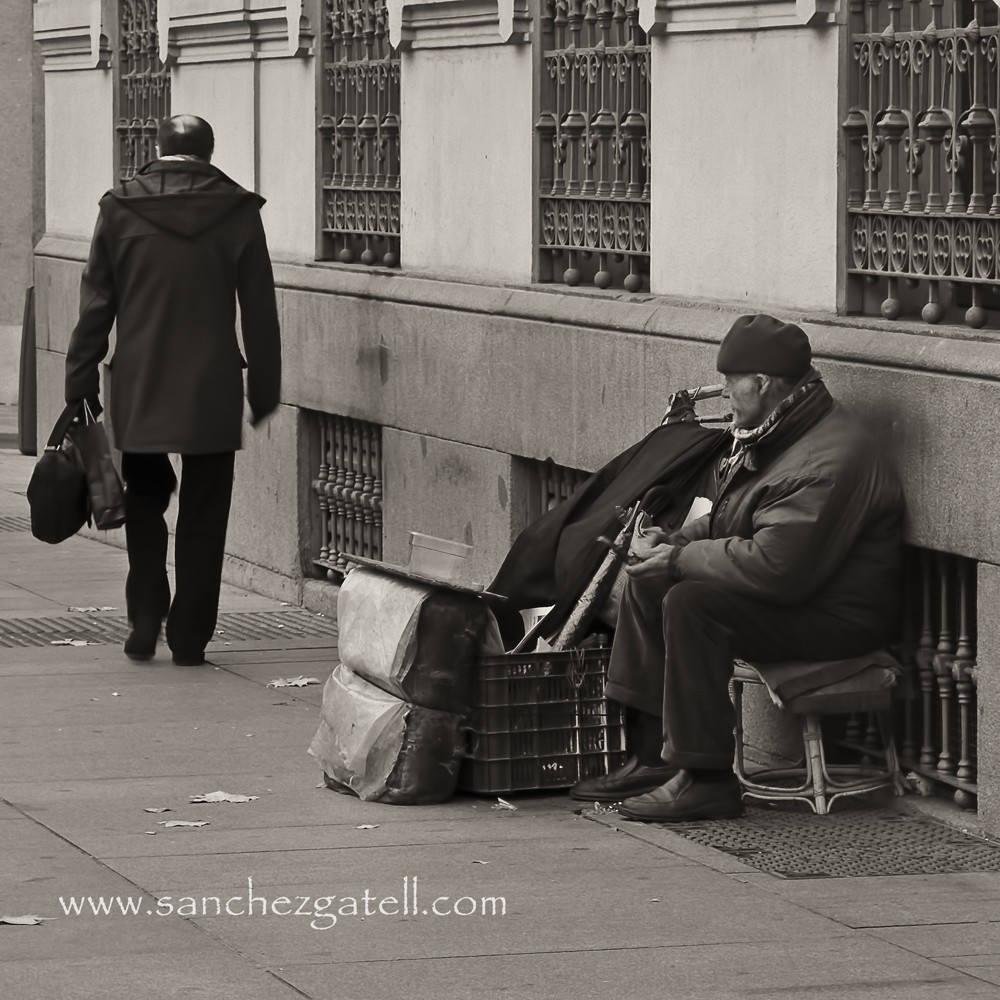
[65,160,282,454]
[487,422,729,644]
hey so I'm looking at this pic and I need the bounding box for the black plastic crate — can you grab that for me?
[459,646,627,794]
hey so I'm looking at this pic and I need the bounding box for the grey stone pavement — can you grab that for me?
[2,403,1000,999]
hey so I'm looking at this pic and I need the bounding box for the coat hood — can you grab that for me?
[101,160,265,237]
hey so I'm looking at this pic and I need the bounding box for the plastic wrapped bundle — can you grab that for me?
[308,664,466,804]
[337,568,485,714]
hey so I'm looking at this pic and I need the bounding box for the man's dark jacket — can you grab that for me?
[668,383,905,635]
[65,159,281,454]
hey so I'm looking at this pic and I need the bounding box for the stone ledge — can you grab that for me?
[158,0,313,63]
[35,235,1000,383]
[34,0,111,71]
[638,0,839,34]
[386,0,531,50]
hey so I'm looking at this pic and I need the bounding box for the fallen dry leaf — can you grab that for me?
[266,676,322,688]
[143,807,171,814]
[50,639,93,647]
[68,606,117,613]
[189,791,259,804]
[492,797,518,812]
[355,824,379,830]
[0,914,55,925]
[157,820,210,828]
[472,860,490,865]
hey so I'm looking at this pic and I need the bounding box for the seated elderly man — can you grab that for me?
[571,314,905,822]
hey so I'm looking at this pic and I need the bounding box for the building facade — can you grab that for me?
[30,0,1000,829]
[0,0,42,406]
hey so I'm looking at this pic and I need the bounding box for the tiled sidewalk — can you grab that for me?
[2,443,1000,999]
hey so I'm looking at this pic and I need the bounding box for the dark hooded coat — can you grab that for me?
[65,159,281,454]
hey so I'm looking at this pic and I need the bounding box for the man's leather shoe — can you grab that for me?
[124,620,161,662]
[617,769,744,822]
[570,756,677,802]
[171,650,206,666]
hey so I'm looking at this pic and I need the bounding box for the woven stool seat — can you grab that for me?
[732,653,905,815]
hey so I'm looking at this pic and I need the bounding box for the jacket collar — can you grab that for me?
[718,375,834,493]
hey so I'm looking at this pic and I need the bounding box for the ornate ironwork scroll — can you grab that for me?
[312,413,384,577]
[116,0,170,182]
[319,0,400,267]
[845,0,1000,327]
[537,0,651,291]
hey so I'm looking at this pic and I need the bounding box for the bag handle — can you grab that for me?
[44,402,84,451]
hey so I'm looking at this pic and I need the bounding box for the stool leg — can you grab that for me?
[732,679,747,785]
[803,714,828,815]
[878,710,906,797]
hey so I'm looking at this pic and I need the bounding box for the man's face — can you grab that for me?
[721,374,768,430]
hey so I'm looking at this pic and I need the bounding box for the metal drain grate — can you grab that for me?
[665,805,1000,878]
[0,514,31,532]
[0,609,337,648]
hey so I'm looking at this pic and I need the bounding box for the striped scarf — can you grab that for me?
[721,372,824,478]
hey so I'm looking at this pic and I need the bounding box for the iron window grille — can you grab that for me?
[312,413,384,577]
[318,0,401,267]
[536,0,651,291]
[525,457,591,523]
[837,546,979,809]
[115,0,170,182]
[845,0,1000,328]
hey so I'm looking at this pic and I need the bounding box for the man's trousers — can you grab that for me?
[605,579,889,771]
[121,452,235,656]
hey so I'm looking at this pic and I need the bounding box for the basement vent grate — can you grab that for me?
[664,805,1000,878]
[0,515,31,532]
[0,610,337,648]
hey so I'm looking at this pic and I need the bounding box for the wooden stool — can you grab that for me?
[731,656,905,815]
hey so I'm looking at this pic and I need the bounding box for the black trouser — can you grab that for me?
[606,579,888,771]
[121,452,235,656]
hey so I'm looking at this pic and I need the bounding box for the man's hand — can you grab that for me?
[67,395,103,422]
[625,542,679,584]
[628,527,670,562]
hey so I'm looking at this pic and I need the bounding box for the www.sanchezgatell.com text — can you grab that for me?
[58,876,507,930]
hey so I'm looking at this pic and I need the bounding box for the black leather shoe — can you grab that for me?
[570,756,678,802]
[171,650,206,667]
[617,770,744,822]
[124,620,161,663]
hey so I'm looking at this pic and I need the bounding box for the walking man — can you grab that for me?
[64,115,282,665]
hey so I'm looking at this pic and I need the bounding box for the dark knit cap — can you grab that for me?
[716,314,812,379]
